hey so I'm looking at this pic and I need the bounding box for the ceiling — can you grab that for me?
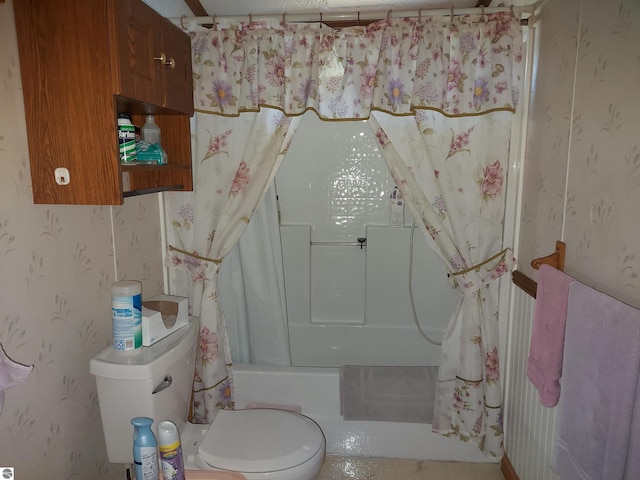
[144,0,537,23]
[200,0,475,16]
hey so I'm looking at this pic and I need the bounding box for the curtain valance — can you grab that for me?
[190,13,524,119]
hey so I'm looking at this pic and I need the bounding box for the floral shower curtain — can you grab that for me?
[369,110,515,456]
[165,109,300,422]
[169,12,523,453]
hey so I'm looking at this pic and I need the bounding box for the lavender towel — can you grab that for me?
[552,282,640,480]
[527,264,574,407]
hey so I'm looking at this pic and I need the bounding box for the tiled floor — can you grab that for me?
[318,455,505,480]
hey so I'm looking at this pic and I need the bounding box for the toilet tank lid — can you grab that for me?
[90,318,198,381]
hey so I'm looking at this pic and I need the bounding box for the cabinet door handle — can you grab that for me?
[154,53,175,69]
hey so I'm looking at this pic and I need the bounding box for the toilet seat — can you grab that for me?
[197,409,325,473]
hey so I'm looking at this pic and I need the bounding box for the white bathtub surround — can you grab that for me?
[232,364,490,463]
[274,116,459,367]
[220,115,459,368]
[279,226,457,366]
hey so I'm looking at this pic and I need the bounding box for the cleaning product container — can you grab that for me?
[158,420,185,480]
[112,280,142,351]
[117,115,137,163]
[142,115,161,145]
[132,417,159,480]
[90,319,198,464]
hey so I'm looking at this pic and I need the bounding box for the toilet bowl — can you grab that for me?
[182,409,325,480]
[90,319,326,480]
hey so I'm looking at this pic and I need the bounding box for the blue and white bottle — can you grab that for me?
[131,417,159,480]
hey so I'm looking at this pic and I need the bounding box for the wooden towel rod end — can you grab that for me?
[531,240,566,272]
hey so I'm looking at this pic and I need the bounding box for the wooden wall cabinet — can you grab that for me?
[113,0,194,115]
[14,0,194,205]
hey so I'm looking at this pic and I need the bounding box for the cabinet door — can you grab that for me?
[113,0,164,108]
[15,0,123,205]
[160,17,194,115]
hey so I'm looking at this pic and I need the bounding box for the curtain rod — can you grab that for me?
[173,5,535,28]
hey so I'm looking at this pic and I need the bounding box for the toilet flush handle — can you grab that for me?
[152,374,172,394]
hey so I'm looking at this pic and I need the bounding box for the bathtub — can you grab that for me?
[232,363,491,463]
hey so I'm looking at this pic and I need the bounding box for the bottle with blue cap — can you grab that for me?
[131,417,159,480]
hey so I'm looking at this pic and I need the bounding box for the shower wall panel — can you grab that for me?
[282,225,459,367]
[275,114,394,242]
[280,225,311,325]
[311,244,365,324]
[277,112,459,367]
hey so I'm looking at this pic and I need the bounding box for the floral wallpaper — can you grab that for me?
[1,0,639,475]
[0,2,165,478]
[518,0,640,309]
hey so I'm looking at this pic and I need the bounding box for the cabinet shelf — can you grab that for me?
[122,163,192,195]
[120,164,192,172]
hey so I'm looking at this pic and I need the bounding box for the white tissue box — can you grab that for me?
[141,294,189,346]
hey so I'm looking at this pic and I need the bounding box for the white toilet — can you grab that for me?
[90,319,325,480]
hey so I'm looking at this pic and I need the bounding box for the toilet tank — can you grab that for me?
[90,318,198,464]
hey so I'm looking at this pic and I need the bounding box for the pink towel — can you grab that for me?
[527,264,574,407]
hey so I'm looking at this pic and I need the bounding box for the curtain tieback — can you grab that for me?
[450,248,511,276]
[168,245,222,264]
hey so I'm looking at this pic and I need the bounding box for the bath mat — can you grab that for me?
[340,365,437,423]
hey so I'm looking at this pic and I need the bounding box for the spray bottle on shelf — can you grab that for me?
[131,417,159,480]
[158,420,185,480]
